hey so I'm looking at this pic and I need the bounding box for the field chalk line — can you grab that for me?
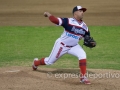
[3,70,20,73]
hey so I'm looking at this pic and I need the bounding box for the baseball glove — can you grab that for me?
[83,35,96,48]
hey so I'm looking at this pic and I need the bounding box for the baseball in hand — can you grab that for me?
[44,12,48,17]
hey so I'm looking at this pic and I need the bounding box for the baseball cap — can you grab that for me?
[72,6,87,13]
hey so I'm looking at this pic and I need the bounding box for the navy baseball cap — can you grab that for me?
[72,6,87,13]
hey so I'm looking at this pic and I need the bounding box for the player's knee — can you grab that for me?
[78,52,86,60]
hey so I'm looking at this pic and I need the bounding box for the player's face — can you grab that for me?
[74,10,84,20]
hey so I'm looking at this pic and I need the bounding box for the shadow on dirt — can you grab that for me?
[36,68,95,74]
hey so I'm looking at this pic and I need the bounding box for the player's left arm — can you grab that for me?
[84,30,90,37]
[83,30,96,48]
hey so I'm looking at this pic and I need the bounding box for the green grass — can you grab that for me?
[0,26,120,70]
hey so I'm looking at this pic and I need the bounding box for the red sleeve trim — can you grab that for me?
[49,15,59,24]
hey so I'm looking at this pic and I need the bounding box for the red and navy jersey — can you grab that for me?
[57,17,90,46]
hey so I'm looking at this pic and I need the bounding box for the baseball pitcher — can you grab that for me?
[32,6,96,84]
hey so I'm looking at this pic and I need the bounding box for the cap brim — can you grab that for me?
[79,8,87,12]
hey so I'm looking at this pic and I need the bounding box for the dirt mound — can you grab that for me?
[0,66,120,90]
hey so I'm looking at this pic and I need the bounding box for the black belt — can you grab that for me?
[61,42,73,48]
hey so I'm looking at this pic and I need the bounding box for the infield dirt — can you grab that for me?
[0,0,120,90]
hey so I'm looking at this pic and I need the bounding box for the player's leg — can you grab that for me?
[32,39,69,70]
[67,44,91,84]
[67,44,86,76]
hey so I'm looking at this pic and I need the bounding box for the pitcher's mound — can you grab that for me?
[0,66,120,90]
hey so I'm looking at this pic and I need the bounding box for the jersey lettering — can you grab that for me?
[66,32,79,39]
[71,26,85,35]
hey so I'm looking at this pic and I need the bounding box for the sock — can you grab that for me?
[79,59,86,78]
[34,58,46,66]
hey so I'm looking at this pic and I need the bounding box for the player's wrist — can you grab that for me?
[47,14,52,17]
[44,12,51,17]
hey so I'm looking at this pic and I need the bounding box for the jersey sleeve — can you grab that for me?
[57,18,68,27]
[84,30,90,37]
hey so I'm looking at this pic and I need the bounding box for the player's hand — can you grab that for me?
[44,12,51,17]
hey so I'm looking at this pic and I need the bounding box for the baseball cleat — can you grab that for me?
[80,76,91,85]
[32,58,38,70]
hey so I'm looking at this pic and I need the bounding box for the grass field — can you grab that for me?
[0,26,120,70]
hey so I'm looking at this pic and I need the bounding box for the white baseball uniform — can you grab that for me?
[32,6,92,84]
[44,17,90,65]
